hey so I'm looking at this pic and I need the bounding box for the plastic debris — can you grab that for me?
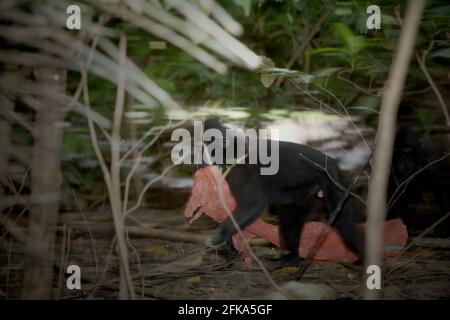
[185,167,408,264]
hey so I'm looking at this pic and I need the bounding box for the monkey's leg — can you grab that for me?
[323,184,365,263]
[278,203,306,253]
[334,217,365,263]
[269,203,306,269]
[206,202,265,248]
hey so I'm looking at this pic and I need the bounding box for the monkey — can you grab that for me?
[198,117,365,265]
[388,124,450,235]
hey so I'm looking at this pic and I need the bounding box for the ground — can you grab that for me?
[1,188,448,300]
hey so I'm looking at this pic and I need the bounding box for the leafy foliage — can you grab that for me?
[59,0,450,191]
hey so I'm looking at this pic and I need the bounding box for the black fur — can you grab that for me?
[388,125,450,234]
[201,118,365,262]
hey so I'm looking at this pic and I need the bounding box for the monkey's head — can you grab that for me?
[202,116,248,163]
[203,116,231,145]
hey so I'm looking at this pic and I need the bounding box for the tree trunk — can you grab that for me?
[22,67,66,299]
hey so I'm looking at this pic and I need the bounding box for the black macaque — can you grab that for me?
[388,125,450,235]
[200,118,365,264]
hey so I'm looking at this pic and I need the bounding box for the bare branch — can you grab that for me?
[125,161,179,218]
[0,213,27,243]
[387,211,450,274]
[387,153,450,209]
[277,6,334,86]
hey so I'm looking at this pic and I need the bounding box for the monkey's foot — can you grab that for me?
[267,253,301,271]
[205,239,239,261]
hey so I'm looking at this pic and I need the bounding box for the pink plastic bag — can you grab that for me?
[185,167,408,264]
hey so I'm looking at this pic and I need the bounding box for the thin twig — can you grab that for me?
[82,66,135,299]
[296,163,366,279]
[288,78,372,154]
[313,82,372,152]
[298,153,366,205]
[125,161,180,217]
[387,211,450,273]
[336,69,380,96]
[122,120,173,213]
[89,236,116,299]
[199,140,291,297]
[276,6,334,86]
[0,213,27,243]
[395,8,450,140]
[72,189,99,279]
[125,231,145,298]
[120,117,193,163]
[387,153,449,209]
[208,167,294,299]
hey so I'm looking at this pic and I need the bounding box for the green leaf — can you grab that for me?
[259,56,276,87]
[233,0,252,16]
[332,23,367,55]
[313,67,343,77]
[350,96,381,114]
[428,48,450,59]
[308,47,349,56]
[259,56,275,68]
[261,73,277,88]
[153,78,176,93]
